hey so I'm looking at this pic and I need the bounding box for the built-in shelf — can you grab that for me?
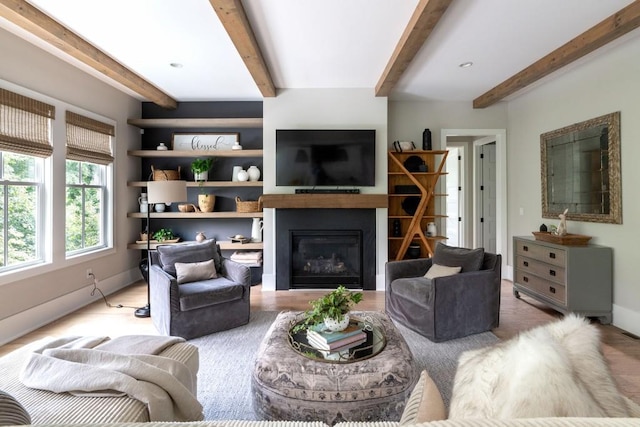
[127,240,264,250]
[127,118,263,129]
[128,181,263,188]
[128,149,263,158]
[262,194,388,209]
[127,212,263,219]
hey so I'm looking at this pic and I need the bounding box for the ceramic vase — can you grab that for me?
[194,171,208,181]
[247,166,261,181]
[198,194,215,213]
[237,169,249,182]
[324,313,350,332]
[196,232,206,243]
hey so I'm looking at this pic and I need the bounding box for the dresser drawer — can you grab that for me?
[515,255,566,285]
[516,239,566,268]
[515,270,567,305]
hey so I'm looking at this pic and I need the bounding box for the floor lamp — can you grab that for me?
[135,180,187,318]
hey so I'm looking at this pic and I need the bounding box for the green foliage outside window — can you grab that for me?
[0,153,39,269]
[65,160,104,253]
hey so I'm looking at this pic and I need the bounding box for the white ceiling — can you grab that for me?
[2,0,638,104]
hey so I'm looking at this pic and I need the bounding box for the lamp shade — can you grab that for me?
[147,180,187,204]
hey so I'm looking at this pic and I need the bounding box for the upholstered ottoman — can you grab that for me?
[0,336,199,424]
[252,311,419,425]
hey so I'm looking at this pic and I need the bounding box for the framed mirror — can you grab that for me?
[541,112,621,224]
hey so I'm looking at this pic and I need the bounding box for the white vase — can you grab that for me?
[194,171,208,181]
[324,313,350,332]
[247,165,261,181]
[237,169,249,182]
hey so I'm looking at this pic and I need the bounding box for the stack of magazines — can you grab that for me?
[306,323,366,353]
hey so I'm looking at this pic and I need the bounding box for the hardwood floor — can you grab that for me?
[2,279,639,404]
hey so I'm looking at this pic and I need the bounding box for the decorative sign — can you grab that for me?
[171,133,239,151]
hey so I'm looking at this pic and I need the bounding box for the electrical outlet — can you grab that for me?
[86,268,93,279]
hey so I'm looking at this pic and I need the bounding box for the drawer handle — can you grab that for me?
[523,276,529,283]
[549,253,556,259]
[523,261,529,267]
[549,286,556,294]
[523,245,529,251]
[549,270,556,276]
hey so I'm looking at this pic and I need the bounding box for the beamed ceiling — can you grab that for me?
[1,0,639,109]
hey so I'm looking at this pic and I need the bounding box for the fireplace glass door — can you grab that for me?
[290,230,362,289]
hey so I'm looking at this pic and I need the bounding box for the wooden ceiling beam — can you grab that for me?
[0,0,177,109]
[474,0,640,109]
[375,0,453,97]
[209,0,276,97]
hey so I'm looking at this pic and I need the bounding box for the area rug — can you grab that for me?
[188,310,499,421]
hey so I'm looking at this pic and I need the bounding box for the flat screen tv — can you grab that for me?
[276,129,376,187]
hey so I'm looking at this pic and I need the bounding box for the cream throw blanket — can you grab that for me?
[19,336,203,422]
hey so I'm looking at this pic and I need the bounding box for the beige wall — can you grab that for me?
[0,28,142,343]
[506,35,640,335]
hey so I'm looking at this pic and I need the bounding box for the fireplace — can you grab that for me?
[291,230,362,289]
[276,209,376,290]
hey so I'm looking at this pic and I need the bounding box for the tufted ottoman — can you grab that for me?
[252,311,419,425]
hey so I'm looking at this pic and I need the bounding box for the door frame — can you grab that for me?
[441,129,507,273]
[473,137,497,251]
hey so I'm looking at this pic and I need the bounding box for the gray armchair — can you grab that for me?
[385,244,501,342]
[149,239,251,339]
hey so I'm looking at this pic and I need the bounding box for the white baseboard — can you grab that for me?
[0,268,140,346]
[261,273,276,291]
[612,304,640,337]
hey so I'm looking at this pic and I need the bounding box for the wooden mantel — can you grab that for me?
[262,194,388,209]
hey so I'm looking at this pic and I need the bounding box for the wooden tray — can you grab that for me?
[532,232,592,246]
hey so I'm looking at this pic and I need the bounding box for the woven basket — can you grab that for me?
[151,165,181,181]
[236,196,263,213]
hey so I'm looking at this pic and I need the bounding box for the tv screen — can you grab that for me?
[276,129,376,187]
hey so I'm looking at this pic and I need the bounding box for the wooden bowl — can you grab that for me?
[178,203,196,212]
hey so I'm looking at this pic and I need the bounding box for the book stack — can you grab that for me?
[306,323,366,353]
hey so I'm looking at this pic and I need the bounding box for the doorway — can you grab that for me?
[441,129,506,270]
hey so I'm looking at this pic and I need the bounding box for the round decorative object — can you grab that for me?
[237,169,249,182]
[401,196,421,215]
[403,155,425,172]
[324,313,350,332]
[198,194,215,213]
[156,142,168,151]
[247,165,261,181]
[407,244,421,259]
[196,232,206,242]
[154,203,166,212]
[426,222,437,237]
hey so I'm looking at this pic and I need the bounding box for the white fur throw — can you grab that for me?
[449,314,632,419]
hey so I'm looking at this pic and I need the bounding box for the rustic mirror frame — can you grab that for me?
[541,112,621,224]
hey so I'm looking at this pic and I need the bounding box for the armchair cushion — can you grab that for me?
[157,239,222,276]
[178,277,245,311]
[433,243,484,272]
[390,277,433,307]
[424,263,462,279]
[175,259,217,284]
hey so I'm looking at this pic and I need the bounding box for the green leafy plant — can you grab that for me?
[190,158,214,175]
[152,228,175,242]
[294,285,363,332]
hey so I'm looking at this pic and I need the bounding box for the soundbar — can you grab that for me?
[295,189,360,194]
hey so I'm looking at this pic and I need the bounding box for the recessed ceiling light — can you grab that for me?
[170,62,183,68]
[459,61,473,68]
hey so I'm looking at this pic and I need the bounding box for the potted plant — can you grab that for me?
[297,285,363,332]
[152,228,176,242]
[191,157,214,181]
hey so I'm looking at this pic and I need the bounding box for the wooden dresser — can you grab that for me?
[513,236,612,324]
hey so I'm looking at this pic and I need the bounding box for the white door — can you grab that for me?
[477,143,497,253]
[445,147,461,247]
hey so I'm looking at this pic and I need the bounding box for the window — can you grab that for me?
[0,153,44,269]
[65,111,113,256]
[0,88,53,272]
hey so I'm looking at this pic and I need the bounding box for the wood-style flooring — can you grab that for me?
[1,280,639,404]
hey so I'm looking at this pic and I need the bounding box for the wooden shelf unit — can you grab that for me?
[127,181,262,188]
[127,212,263,219]
[127,149,263,158]
[387,150,448,260]
[127,118,263,129]
[128,240,264,251]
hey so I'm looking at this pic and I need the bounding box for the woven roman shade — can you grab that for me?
[0,88,55,158]
[66,111,114,165]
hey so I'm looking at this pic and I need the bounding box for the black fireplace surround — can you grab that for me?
[276,209,376,290]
